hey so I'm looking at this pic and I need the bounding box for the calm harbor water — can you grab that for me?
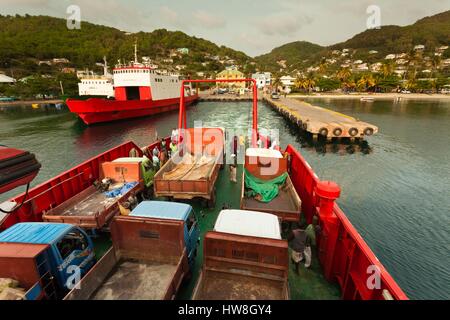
[0,98,449,299]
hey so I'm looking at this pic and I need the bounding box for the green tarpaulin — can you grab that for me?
[244,168,288,203]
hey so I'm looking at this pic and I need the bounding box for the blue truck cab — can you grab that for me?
[0,222,96,297]
[130,201,200,267]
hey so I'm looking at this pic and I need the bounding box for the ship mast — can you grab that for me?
[134,40,138,64]
[103,56,108,76]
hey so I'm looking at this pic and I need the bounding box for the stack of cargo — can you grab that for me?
[0,278,26,300]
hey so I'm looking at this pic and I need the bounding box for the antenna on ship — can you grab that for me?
[103,56,108,76]
[134,39,138,64]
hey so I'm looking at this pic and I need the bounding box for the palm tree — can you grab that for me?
[343,77,356,92]
[381,62,395,79]
[271,75,281,93]
[294,76,307,92]
[305,73,316,93]
[337,67,352,81]
[405,70,417,91]
[431,55,441,79]
[318,58,327,75]
[337,68,352,91]
[357,76,367,92]
[356,74,377,92]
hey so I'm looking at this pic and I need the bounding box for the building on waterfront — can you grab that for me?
[216,68,245,88]
[280,75,296,93]
[0,73,15,83]
[251,72,271,89]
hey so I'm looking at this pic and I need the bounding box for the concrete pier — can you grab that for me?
[264,96,378,139]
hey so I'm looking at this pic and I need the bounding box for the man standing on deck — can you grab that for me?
[288,224,311,275]
[304,216,321,268]
[229,154,237,183]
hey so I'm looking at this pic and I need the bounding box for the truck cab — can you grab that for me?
[130,201,200,267]
[0,223,95,299]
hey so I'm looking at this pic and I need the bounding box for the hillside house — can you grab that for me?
[0,74,16,83]
[251,72,271,89]
[177,48,189,55]
[52,58,70,64]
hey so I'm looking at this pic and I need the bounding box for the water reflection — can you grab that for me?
[1,99,450,299]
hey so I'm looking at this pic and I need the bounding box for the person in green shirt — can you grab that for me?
[169,140,178,157]
[304,215,321,268]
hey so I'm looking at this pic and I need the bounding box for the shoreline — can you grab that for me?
[0,99,64,106]
[287,93,450,100]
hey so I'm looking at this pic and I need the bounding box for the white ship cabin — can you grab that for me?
[78,76,114,97]
[112,62,193,101]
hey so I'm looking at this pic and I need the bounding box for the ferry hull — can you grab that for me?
[66,95,198,125]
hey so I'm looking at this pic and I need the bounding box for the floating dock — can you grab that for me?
[264,96,378,140]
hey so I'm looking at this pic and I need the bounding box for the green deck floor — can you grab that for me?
[174,164,341,300]
[92,163,340,300]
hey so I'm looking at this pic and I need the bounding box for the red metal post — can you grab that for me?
[252,80,258,147]
[177,78,258,142]
[315,181,341,281]
[178,82,185,131]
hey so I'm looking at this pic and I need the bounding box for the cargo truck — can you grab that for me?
[0,200,199,300]
[240,148,301,222]
[154,128,224,207]
[0,222,96,300]
[64,201,199,300]
[192,209,289,300]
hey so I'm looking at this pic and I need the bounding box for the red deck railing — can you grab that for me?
[286,144,408,300]
[0,140,166,231]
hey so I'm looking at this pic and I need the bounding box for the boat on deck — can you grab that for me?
[0,79,408,300]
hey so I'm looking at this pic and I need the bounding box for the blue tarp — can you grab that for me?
[104,181,138,198]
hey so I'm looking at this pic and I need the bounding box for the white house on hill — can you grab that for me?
[0,74,16,83]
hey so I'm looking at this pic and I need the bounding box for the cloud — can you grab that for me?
[192,10,226,29]
[159,5,179,24]
[0,0,50,6]
[256,12,313,36]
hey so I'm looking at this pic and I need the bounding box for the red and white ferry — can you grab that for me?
[66,47,198,125]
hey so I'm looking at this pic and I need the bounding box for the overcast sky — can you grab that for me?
[1,0,449,56]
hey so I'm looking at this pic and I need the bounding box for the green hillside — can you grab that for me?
[0,14,253,78]
[255,41,324,72]
[256,10,450,73]
[331,10,450,54]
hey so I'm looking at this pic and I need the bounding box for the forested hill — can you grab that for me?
[0,14,253,76]
[255,10,450,72]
